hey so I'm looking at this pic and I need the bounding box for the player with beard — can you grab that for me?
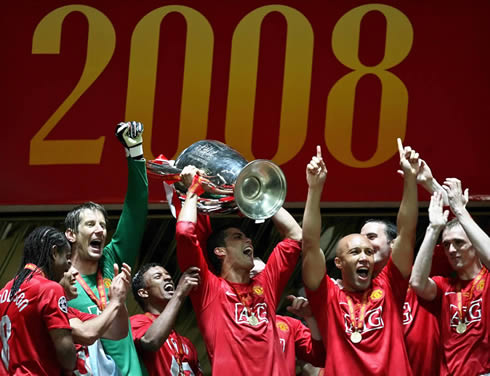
[411,182,490,376]
[64,121,148,376]
[175,165,302,375]
[302,142,418,375]
[0,226,75,375]
[130,264,202,376]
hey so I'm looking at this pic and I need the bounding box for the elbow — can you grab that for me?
[76,332,98,346]
[141,336,163,352]
[408,277,424,295]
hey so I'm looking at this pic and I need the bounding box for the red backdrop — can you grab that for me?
[2,1,490,207]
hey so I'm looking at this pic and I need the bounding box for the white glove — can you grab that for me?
[115,121,144,159]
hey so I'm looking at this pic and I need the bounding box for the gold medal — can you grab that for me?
[456,321,467,334]
[350,331,362,344]
[248,314,259,326]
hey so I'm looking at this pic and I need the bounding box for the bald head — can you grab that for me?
[336,234,372,258]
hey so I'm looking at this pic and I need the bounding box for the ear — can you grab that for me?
[334,256,342,270]
[214,247,227,259]
[65,229,76,243]
[137,288,149,300]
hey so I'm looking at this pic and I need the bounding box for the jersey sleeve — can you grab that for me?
[176,221,219,311]
[103,158,149,273]
[292,318,326,367]
[261,238,301,306]
[129,314,151,347]
[39,282,71,330]
[383,258,410,308]
[68,307,96,321]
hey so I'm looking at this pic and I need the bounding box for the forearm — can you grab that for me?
[454,208,490,268]
[422,177,449,205]
[178,193,198,223]
[410,225,440,295]
[304,316,321,341]
[271,207,302,241]
[50,329,76,373]
[302,186,326,290]
[141,295,186,351]
[71,301,125,345]
[393,174,418,277]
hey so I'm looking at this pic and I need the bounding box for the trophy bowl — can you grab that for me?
[147,140,287,220]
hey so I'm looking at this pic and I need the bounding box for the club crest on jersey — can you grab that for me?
[449,298,482,329]
[58,296,68,313]
[370,288,384,301]
[476,278,485,292]
[252,285,264,296]
[103,278,112,289]
[235,302,268,325]
[276,321,289,332]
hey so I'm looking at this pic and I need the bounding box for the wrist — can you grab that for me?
[427,224,444,235]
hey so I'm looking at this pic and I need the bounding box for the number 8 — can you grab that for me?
[1,315,11,370]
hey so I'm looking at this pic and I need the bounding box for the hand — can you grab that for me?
[285,295,313,319]
[180,165,203,188]
[397,138,420,177]
[116,121,144,159]
[398,159,433,185]
[175,266,201,298]
[306,145,327,189]
[109,263,131,303]
[428,192,449,229]
[442,178,470,215]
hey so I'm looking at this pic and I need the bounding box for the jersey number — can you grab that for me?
[0,315,11,370]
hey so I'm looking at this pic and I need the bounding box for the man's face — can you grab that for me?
[222,228,254,272]
[442,225,477,272]
[59,266,79,300]
[360,222,392,267]
[52,245,72,282]
[144,266,175,302]
[70,209,107,263]
[335,235,375,292]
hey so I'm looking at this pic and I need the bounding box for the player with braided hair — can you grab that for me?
[0,226,76,375]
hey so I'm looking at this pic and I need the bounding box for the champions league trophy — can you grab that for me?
[147,140,287,220]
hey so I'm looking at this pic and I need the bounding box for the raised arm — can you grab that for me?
[302,146,327,290]
[410,192,448,301]
[443,178,490,269]
[108,121,149,267]
[391,138,419,278]
[271,208,302,242]
[70,264,131,345]
[139,267,200,351]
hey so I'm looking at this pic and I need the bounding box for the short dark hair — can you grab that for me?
[10,226,70,300]
[364,219,398,242]
[132,262,161,309]
[444,218,461,232]
[65,202,108,233]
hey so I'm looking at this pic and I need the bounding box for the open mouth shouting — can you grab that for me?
[243,246,254,258]
[163,282,175,295]
[356,266,370,281]
[89,239,103,253]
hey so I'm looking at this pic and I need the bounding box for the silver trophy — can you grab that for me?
[147,140,287,220]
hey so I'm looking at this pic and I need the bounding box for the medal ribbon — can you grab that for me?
[144,313,185,375]
[456,267,486,324]
[24,263,46,278]
[229,284,255,321]
[76,269,108,311]
[345,290,370,333]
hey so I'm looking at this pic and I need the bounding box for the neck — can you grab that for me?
[71,252,99,275]
[145,301,167,315]
[458,259,483,281]
[221,267,250,284]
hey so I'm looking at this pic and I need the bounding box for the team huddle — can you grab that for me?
[0,122,488,376]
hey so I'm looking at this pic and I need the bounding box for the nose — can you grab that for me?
[95,223,104,233]
[448,243,457,254]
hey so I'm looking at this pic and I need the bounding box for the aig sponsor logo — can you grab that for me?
[341,306,385,335]
[402,302,413,325]
[234,302,268,325]
[449,298,482,328]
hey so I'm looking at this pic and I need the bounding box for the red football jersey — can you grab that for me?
[0,273,71,375]
[275,315,325,375]
[306,259,412,376]
[130,313,202,376]
[433,267,490,375]
[402,287,442,376]
[176,221,302,375]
